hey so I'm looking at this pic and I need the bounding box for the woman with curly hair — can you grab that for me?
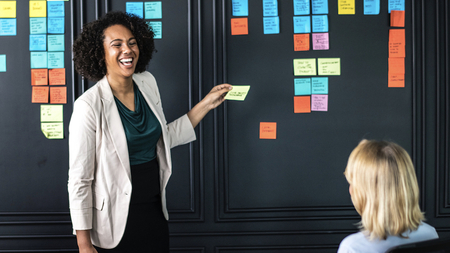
[338,140,438,253]
[68,12,231,253]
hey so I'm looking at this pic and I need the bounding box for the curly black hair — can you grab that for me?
[73,11,155,81]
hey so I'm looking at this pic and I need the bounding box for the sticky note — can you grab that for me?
[147,21,162,39]
[48,52,64,69]
[0,54,5,72]
[0,18,16,36]
[31,69,48,85]
[30,1,46,17]
[312,33,329,50]
[30,18,46,34]
[388,74,404,87]
[364,0,380,15]
[391,10,405,27]
[311,77,328,94]
[41,122,64,139]
[32,86,49,103]
[231,18,248,35]
[260,122,277,139]
[30,34,47,51]
[312,0,328,14]
[0,1,16,18]
[294,78,311,95]
[31,52,48,69]
[294,34,310,51]
[232,0,248,16]
[48,34,64,51]
[263,0,278,17]
[49,68,65,85]
[389,29,405,58]
[294,58,316,76]
[388,0,405,13]
[263,17,279,34]
[293,0,310,15]
[145,1,162,19]
[312,15,328,32]
[311,95,328,111]
[318,58,340,75]
[294,96,311,113]
[338,0,355,15]
[126,2,144,18]
[48,17,64,33]
[47,1,64,17]
[293,16,311,33]
[388,57,404,74]
[41,105,63,122]
[225,85,250,101]
[50,86,67,104]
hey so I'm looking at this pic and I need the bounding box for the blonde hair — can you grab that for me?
[344,139,424,240]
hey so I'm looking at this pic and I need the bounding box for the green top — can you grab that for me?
[114,82,162,166]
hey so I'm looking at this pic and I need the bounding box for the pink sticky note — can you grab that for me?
[311,95,328,111]
[312,33,329,50]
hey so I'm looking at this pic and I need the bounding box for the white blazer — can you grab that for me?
[68,71,196,249]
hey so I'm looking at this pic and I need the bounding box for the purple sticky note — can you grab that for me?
[311,95,328,111]
[312,33,329,50]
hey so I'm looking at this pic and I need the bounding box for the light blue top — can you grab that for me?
[337,223,439,253]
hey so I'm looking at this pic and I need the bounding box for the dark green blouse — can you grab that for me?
[114,82,162,166]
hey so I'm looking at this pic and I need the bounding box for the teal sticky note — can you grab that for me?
[311,77,328,94]
[263,0,278,17]
[293,0,310,15]
[31,52,48,68]
[0,55,6,72]
[0,19,16,36]
[126,2,144,18]
[48,35,64,51]
[30,34,47,51]
[147,21,162,39]
[312,0,328,14]
[232,0,248,16]
[48,52,64,68]
[30,18,47,34]
[263,17,279,34]
[47,1,65,17]
[293,16,310,33]
[388,0,404,13]
[312,15,328,32]
[294,78,311,95]
[48,17,64,34]
[145,2,162,19]
[364,0,380,15]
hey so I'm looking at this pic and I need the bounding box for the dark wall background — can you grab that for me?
[0,0,449,252]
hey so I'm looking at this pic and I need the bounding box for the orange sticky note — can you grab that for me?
[260,122,277,139]
[388,74,405,88]
[388,57,405,74]
[294,96,311,113]
[32,86,49,103]
[31,69,48,86]
[294,34,310,51]
[391,10,405,27]
[231,18,248,35]
[49,68,66,85]
[50,86,67,104]
[389,29,405,58]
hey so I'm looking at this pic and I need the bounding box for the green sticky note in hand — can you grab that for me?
[225,85,250,101]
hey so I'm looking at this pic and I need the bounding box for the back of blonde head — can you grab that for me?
[344,140,424,240]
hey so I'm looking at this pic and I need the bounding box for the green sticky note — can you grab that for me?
[31,52,48,68]
[145,1,162,19]
[0,54,5,72]
[48,51,64,68]
[225,85,250,101]
[318,58,341,75]
[41,105,63,122]
[41,122,64,139]
[48,34,64,51]
[30,18,46,34]
[294,58,316,76]
[147,21,162,39]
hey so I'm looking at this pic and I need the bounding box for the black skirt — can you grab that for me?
[96,159,169,253]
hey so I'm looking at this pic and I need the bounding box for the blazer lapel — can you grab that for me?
[133,74,164,129]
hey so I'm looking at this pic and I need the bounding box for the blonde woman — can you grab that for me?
[338,140,438,253]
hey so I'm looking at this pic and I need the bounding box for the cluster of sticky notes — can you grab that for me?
[0,1,17,36]
[364,0,380,15]
[225,85,250,101]
[263,0,279,34]
[338,0,355,15]
[31,69,67,103]
[260,122,276,139]
[388,28,405,87]
[231,0,248,35]
[126,2,163,39]
[294,77,329,113]
[40,105,64,139]
[293,58,340,76]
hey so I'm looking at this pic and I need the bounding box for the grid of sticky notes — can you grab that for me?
[0,1,17,36]
[126,2,162,39]
[293,0,329,51]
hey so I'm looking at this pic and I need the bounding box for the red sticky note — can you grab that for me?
[32,86,49,103]
[260,122,277,139]
[388,74,405,88]
[388,57,405,74]
[294,34,310,51]
[49,68,66,85]
[231,18,248,35]
[389,29,405,58]
[391,10,405,27]
[50,86,67,104]
[31,69,48,86]
[294,96,311,113]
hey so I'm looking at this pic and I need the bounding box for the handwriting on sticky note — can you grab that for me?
[389,29,405,57]
[41,122,64,139]
[31,52,47,69]
[318,58,340,75]
[145,1,162,19]
[50,87,67,104]
[48,17,64,33]
[30,1,46,17]
[263,0,278,17]
[0,18,16,36]
[232,0,248,16]
[47,1,65,17]
[0,1,16,18]
[30,18,46,34]
[41,105,63,122]
[32,86,49,103]
[29,34,46,51]
[311,95,328,111]
[48,35,65,51]
[231,18,248,35]
[293,16,311,33]
[294,78,311,96]
[294,58,316,76]
[260,122,277,139]
[388,74,404,88]
[312,0,328,14]
[312,33,329,50]
[225,85,250,101]
[312,15,328,33]
[311,77,328,94]
[338,0,355,15]
[294,0,310,15]
[126,2,144,18]
[391,10,405,27]
[48,52,64,69]
[364,0,380,15]
[294,96,311,113]
[31,69,48,85]
[147,21,162,39]
[263,16,279,34]
[49,68,65,85]
[294,34,309,51]
[388,0,405,13]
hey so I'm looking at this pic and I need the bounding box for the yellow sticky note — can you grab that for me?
[0,1,16,18]
[41,105,63,122]
[41,122,64,139]
[30,1,46,17]
[338,0,355,15]
[225,85,250,101]
[318,58,341,75]
[294,58,316,76]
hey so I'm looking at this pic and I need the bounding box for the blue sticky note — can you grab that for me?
[48,35,64,51]
[31,52,48,69]
[30,35,47,51]
[312,0,328,14]
[147,22,162,39]
[48,52,64,69]
[311,77,328,94]
[263,17,279,34]
[294,78,311,95]
[0,19,16,36]
[312,15,328,32]
[47,1,64,17]
[293,16,310,33]
[293,0,310,15]
[0,55,6,72]
[48,17,64,34]
[145,2,162,19]
[126,2,144,18]
[388,0,405,13]
[263,0,278,17]
[30,18,47,34]
[364,0,380,15]
[232,0,248,16]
